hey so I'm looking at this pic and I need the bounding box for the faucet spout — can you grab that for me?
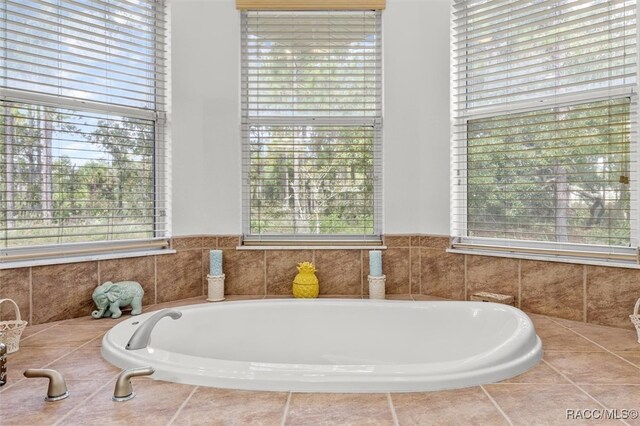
[125,309,182,350]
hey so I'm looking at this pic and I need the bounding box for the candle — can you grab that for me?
[369,250,382,277]
[209,250,223,276]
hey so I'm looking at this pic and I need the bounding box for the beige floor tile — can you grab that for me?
[144,296,209,312]
[392,387,509,425]
[550,317,587,328]
[615,351,640,367]
[411,295,449,301]
[62,379,195,426]
[545,351,640,384]
[0,379,104,425]
[223,295,265,301]
[60,315,130,328]
[173,387,288,426]
[582,384,640,426]
[2,346,74,387]
[86,331,109,347]
[285,393,394,425]
[46,346,120,380]
[569,323,640,352]
[20,323,56,339]
[484,383,620,426]
[500,361,569,384]
[318,294,362,299]
[20,325,105,348]
[384,294,413,300]
[533,319,603,352]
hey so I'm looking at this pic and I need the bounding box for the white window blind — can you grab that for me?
[241,10,382,244]
[0,0,168,263]
[452,0,638,263]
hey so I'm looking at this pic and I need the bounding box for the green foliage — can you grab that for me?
[1,102,155,248]
[248,126,375,235]
[466,98,631,247]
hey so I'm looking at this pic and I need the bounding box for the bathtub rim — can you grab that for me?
[101,298,543,393]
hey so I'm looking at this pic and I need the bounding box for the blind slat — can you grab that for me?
[1,0,168,252]
[241,10,382,240]
[452,0,638,260]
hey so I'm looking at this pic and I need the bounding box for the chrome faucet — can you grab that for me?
[112,366,155,401]
[23,369,69,401]
[126,309,182,350]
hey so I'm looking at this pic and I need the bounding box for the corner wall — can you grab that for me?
[1,236,637,330]
[170,0,452,236]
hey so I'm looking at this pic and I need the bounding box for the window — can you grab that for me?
[240,10,382,244]
[0,0,168,263]
[452,0,638,263]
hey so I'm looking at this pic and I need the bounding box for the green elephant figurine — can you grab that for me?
[91,281,144,319]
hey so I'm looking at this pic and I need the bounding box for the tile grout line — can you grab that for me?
[1,329,105,393]
[582,265,587,323]
[280,391,292,426]
[463,254,468,301]
[540,359,627,424]
[419,243,422,295]
[154,256,158,305]
[29,266,33,325]
[53,371,121,426]
[360,249,364,297]
[480,385,514,426]
[18,322,57,342]
[201,246,205,296]
[517,260,522,309]
[386,393,399,426]
[545,316,640,371]
[408,245,412,296]
[167,385,199,425]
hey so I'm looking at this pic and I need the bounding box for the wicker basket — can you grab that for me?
[630,298,640,344]
[0,298,28,353]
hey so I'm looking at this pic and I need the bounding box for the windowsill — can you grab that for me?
[237,245,387,251]
[447,248,640,270]
[0,249,176,270]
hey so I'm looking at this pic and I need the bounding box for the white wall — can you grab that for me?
[170,0,451,236]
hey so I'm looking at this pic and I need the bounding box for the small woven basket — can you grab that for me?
[630,298,640,344]
[368,275,386,300]
[0,298,28,353]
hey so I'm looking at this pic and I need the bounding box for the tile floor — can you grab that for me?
[1,295,639,425]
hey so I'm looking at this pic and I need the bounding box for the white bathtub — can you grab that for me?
[101,299,542,392]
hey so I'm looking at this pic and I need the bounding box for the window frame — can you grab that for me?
[450,0,639,266]
[239,10,383,245]
[451,86,639,265]
[0,0,170,267]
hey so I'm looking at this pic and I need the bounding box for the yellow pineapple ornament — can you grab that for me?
[292,262,319,298]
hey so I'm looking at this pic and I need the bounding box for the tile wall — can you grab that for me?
[1,235,638,329]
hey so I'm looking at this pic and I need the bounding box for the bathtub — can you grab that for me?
[101,299,542,392]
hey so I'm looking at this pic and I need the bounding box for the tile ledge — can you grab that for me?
[447,248,640,270]
[237,245,387,250]
[0,249,177,270]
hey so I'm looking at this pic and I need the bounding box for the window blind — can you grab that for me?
[0,0,168,262]
[451,0,638,263]
[241,10,382,243]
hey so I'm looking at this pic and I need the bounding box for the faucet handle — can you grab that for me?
[23,369,69,402]
[113,366,155,401]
